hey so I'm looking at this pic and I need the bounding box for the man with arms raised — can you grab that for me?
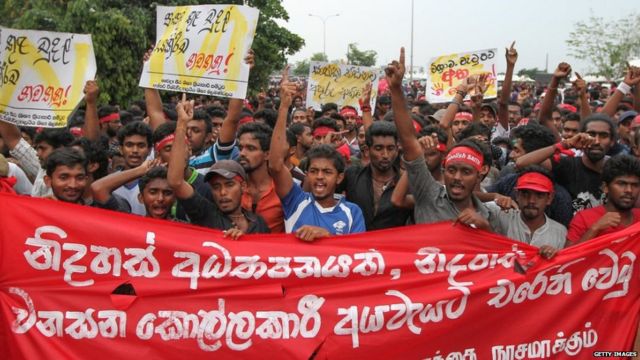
[269,69,365,241]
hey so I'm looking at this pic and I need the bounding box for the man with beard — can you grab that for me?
[567,155,640,245]
[167,97,268,237]
[339,106,360,156]
[270,72,365,240]
[338,121,411,230]
[112,121,153,215]
[44,148,88,204]
[493,167,566,254]
[516,113,616,214]
[387,48,500,230]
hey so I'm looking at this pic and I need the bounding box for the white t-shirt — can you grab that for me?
[8,162,33,195]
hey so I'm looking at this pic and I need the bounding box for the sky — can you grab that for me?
[277,0,638,75]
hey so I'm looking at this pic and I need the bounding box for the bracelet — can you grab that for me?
[617,82,632,96]
[360,105,372,113]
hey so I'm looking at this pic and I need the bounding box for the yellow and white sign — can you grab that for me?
[426,48,498,103]
[306,62,380,114]
[0,27,96,128]
[139,5,259,99]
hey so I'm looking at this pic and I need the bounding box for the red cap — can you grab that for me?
[517,118,530,127]
[515,172,553,193]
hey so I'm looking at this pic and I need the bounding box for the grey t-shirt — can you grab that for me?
[491,206,567,249]
[404,155,501,230]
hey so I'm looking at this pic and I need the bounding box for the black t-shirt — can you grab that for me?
[552,156,604,214]
[174,172,213,221]
[179,191,270,234]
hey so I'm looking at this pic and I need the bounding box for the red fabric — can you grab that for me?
[558,104,577,113]
[312,126,333,137]
[444,146,483,171]
[240,180,284,233]
[567,205,640,243]
[339,108,357,118]
[336,143,351,161]
[454,112,473,121]
[154,134,175,152]
[515,172,553,193]
[0,176,17,194]
[99,113,119,124]
[1,193,640,358]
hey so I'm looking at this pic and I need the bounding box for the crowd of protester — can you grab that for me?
[2,43,640,258]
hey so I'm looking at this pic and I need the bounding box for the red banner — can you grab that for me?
[1,192,639,359]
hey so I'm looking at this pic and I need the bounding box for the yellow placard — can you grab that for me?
[306,62,380,113]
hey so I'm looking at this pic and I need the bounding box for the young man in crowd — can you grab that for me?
[98,105,123,150]
[567,155,640,245]
[269,70,365,241]
[289,122,313,167]
[388,48,500,230]
[112,121,153,215]
[168,97,269,237]
[338,121,411,230]
[339,106,360,156]
[44,147,89,204]
[493,167,567,256]
[516,113,617,213]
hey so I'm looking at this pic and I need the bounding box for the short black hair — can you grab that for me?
[290,122,311,137]
[457,122,491,142]
[254,109,278,129]
[19,127,36,141]
[511,123,556,153]
[581,113,617,142]
[312,117,339,132]
[163,106,178,122]
[365,121,397,147]
[205,106,226,120]
[98,105,118,119]
[602,154,640,185]
[45,147,88,177]
[117,121,152,147]
[34,128,74,149]
[139,166,169,192]
[419,124,448,144]
[286,129,297,147]
[237,122,273,151]
[321,103,338,114]
[152,122,177,146]
[330,113,345,125]
[70,137,109,180]
[120,111,134,126]
[306,144,345,173]
[191,109,213,133]
[564,112,581,122]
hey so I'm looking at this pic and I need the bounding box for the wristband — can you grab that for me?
[617,82,632,96]
[360,105,372,113]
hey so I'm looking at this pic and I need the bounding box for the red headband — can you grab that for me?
[454,112,473,121]
[69,127,83,136]
[340,108,358,118]
[436,142,447,153]
[313,126,334,137]
[99,113,120,124]
[155,134,175,152]
[516,172,553,193]
[444,146,483,171]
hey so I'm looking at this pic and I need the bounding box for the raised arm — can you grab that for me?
[499,42,517,130]
[540,63,571,140]
[0,121,39,180]
[387,47,421,161]
[359,82,374,133]
[218,49,254,144]
[91,159,160,203]
[600,65,640,117]
[82,80,100,142]
[390,171,414,209]
[574,73,592,120]
[167,95,195,200]
[515,132,592,169]
[268,67,296,198]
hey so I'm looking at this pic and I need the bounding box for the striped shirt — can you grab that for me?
[189,140,239,175]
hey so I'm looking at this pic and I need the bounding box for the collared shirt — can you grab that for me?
[189,140,239,176]
[281,183,365,235]
[241,180,285,233]
[9,138,40,179]
[339,164,411,230]
[492,207,567,248]
[403,154,501,229]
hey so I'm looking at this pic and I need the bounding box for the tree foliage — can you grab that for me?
[566,13,640,79]
[0,0,303,106]
[347,43,377,67]
[292,53,328,76]
[517,67,542,79]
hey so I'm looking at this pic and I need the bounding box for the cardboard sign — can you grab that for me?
[306,62,380,113]
[0,27,96,127]
[426,48,498,103]
[139,5,259,99]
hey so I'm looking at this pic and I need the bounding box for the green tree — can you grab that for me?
[566,13,640,79]
[292,60,310,76]
[346,43,377,67]
[0,0,303,106]
[310,52,328,62]
[517,67,541,79]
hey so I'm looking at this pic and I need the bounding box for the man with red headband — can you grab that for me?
[493,167,566,255]
[339,106,360,156]
[98,105,122,150]
[386,48,500,230]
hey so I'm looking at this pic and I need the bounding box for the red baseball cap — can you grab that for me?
[515,172,553,193]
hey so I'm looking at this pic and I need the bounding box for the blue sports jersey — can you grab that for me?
[189,140,239,175]
[281,183,366,235]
